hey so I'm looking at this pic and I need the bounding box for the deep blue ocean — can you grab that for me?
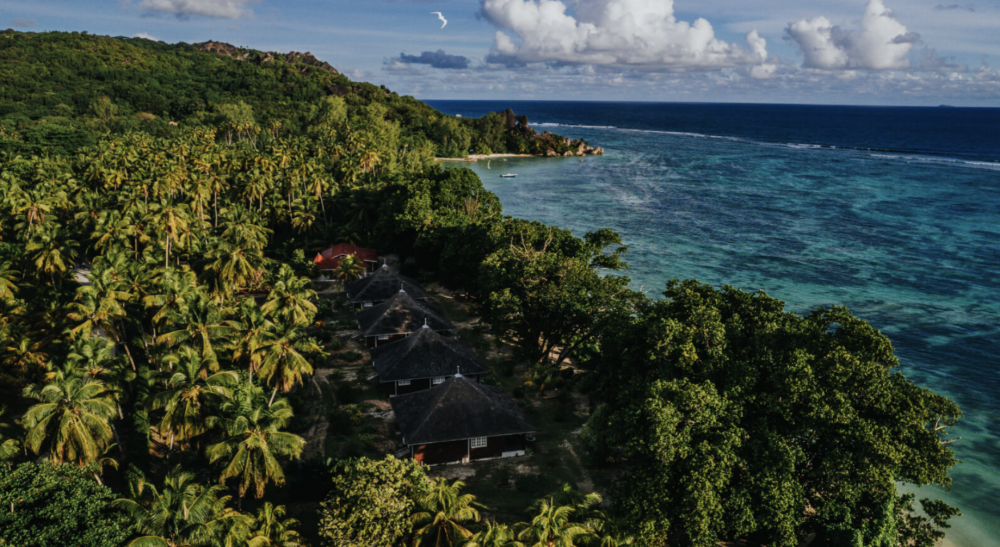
[427,100,1000,547]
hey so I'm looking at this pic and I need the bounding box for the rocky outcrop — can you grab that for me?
[196,41,338,75]
[285,51,339,74]
[197,40,251,60]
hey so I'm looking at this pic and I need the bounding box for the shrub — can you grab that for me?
[0,462,130,547]
[339,350,363,362]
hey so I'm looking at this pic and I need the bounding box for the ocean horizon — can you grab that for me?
[429,99,1000,547]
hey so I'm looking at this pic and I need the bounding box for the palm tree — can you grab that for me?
[253,320,319,406]
[333,255,366,289]
[410,478,482,547]
[206,384,305,500]
[261,264,317,327]
[149,347,237,449]
[232,298,274,384]
[247,502,307,547]
[0,406,20,468]
[156,292,234,370]
[468,520,524,547]
[66,289,124,344]
[21,375,117,465]
[517,500,592,547]
[114,466,253,547]
[0,261,19,300]
[142,267,201,328]
[151,201,191,267]
[26,223,78,287]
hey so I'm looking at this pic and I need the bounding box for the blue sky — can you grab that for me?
[3,0,999,105]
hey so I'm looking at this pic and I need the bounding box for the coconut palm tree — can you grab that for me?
[232,298,274,384]
[410,478,482,547]
[26,223,78,287]
[151,200,191,267]
[252,320,319,406]
[206,384,305,500]
[332,255,366,290]
[468,520,524,547]
[516,500,592,547]
[114,466,253,547]
[0,406,20,468]
[156,292,234,370]
[21,375,117,465]
[0,261,19,300]
[142,267,201,328]
[261,264,317,327]
[247,502,307,547]
[149,347,237,449]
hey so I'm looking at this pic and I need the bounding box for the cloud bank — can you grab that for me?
[480,0,771,71]
[132,32,161,41]
[9,18,37,28]
[137,0,256,19]
[786,0,916,70]
[398,50,470,69]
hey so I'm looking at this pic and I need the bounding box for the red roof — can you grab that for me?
[314,243,378,270]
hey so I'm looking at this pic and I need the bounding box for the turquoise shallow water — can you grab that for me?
[452,126,999,546]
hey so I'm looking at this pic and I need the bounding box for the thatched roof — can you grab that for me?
[346,264,428,304]
[356,290,453,337]
[371,326,487,382]
[390,375,535,445]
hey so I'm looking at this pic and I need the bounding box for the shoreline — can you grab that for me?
[435,153,539,162]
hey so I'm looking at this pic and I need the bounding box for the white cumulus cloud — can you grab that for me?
[481,0,770,70]
[137,0,256,19]
[132,32,160,41]
[786,0,917,70]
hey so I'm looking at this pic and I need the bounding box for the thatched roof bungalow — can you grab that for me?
[345,264,428,311]
[390,375,535,465]
[370,325,487,396]
[355,290,453,348]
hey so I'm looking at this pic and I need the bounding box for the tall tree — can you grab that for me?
[253,320,320,406]
[409,478,482,547]
[261,264,317,327]
[516,500,592,547]
[318,456,430,547]
[148,347,237,449]
[21,375,117,465]
[206,384,305,499]
[114,466,252,547]
[247,502,308,547]
[585,280,963,547]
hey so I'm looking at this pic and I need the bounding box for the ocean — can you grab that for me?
[427,100,1000,547]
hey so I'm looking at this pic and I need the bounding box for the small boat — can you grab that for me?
[500,173,517,178]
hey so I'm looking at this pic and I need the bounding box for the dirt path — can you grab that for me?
[301,368,335,461]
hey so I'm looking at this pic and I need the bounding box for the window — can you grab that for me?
[432,376,446,385]
[470,437,487,449]
[363,302,373,308]
[377,335,390,341]
[398,379,411,386]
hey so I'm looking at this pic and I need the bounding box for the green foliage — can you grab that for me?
[0,462,129,547]
[318,456,430,547]
[479,224,637,366]
[114,465,253,547]
[584,280,963,547]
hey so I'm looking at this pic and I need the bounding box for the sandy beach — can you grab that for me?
[434,153,538,162]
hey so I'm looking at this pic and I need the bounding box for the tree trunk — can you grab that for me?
[268,386,278,407]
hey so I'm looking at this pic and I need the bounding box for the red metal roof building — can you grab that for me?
[314,243,378,272]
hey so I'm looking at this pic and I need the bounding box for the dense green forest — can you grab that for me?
[0,30,582,158]
[0,30,963,547]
